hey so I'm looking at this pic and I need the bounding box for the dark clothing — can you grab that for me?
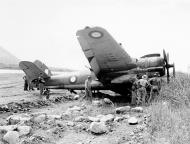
[84,78,92,102]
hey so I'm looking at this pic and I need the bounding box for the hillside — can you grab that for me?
[0,47,20,69]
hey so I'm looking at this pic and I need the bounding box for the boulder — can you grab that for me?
[73,95,80,100]
[67,121,75,127]
[128,117,138,125]
[17,125,31,136]
[47,114,61,120]
[74,116,88,122]
[0,125,17,134]
[88,116,100,122]
[33,114,47,123]
[114,116,124,122]
[89,122,108,134]
[115,106,131,114]
[100,114,114,123]
[6,114,31,125]
[92,100,102,106]
[131,107,143,113]
[3,131,19,144]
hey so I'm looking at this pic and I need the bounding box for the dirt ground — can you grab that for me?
[0,73,149,144]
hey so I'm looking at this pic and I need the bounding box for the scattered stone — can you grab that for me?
[6,113,31,125]
[75,116,89,122]
[33,114,47,123]
[0,125,17,134]
[100,114,114,123]
[115,106,131,114]
[67,121,75,127]
[131,107,143,113]
[88,116,100,122]
[73,95,80,100]
[114,116,124,122]
[3,131,19,144]
[92,100,102,106]
[17,125,31,136]
[128,117,138,125]
[89,122,108,134]
[47,114,61,120]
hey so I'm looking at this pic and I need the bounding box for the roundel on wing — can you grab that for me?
[89,31,103,39]
[69,76,77,83]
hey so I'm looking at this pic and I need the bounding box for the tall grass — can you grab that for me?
[147,72,190,144]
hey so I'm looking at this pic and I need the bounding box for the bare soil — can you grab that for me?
[0,73,148,144]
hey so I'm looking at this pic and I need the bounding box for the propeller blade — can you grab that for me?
[173,63,175,78]
[167,53,169,64]
[163,49,168,65]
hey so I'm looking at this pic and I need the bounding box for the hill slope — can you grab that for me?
[0,47,20,69]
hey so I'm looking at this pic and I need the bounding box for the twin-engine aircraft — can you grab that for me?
[19,26,175,96]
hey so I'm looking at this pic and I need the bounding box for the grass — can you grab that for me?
[147,72,190,144]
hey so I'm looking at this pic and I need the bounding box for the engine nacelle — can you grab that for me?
[137,57,164,69]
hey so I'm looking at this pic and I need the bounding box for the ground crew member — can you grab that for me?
[131,77,139,105]
[23,76,28,91]
[148,72,161,103]
[38,74,45,96]
[84,76,93,102]
[136,74,149,106]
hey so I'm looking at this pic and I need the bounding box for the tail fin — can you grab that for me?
[19,61,51,82]
[33,60,52,76]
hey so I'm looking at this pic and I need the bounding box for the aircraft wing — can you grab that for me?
[19,61,50,81]
[76,27,136,82]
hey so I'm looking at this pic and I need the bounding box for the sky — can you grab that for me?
[0,0,190,72]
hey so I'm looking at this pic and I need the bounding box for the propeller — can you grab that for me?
[163,49,175,83]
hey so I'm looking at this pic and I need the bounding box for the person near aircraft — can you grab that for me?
[38,73,45,96]
[148,72,161,103]
[136,74,149,106]
[84,76,93,102]
[131,77,139,105]
[23,76,28,91]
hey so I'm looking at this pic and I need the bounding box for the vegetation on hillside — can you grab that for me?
[147,72,190,144]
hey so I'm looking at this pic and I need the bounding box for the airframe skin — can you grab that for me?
[19,26,175,96]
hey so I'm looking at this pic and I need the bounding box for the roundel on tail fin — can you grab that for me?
[89,31,103,39]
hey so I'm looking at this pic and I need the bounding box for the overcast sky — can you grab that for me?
[0,0,190,72]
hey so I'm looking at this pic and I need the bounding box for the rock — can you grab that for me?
[67,121,75,127]
[89,122,108,134]
[3,131,19,144]
[33,114,47,123]
[74,116,88,122]
[69,106,81,111]
[100,114,114,123]
[114,116,124,122]
[128,117,138,125]
[47,114,61,120]
[88,116,100,122]
[92,100,102,106]
[73,95,80,100]
[6,114,31,125]
[131,107,143,113]
[0,125,17,134]
[17,125,31,136]
[115,106,131,114]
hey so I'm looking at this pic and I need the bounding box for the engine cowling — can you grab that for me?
[137,57,164,69]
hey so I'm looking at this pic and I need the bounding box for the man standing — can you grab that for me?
[148,72,161,103]
[136,74,149,106]
[131,77,139,105]
[38,74,45,96]
[84,76,93,102]
[23,76,28,91]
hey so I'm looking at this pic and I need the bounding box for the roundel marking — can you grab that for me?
[69,75,77,83]
[89,31,103,39]
[45,69,49,75]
